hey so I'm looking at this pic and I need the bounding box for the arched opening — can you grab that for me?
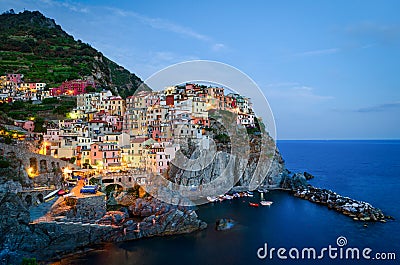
[25,195,32,206]
[129,177,132,182]
[105,184,123,196]
[29,157,38,174]
[37,193,44,203]
[39,159,47,173]
[6,151,16,158]
[89,177,100,185]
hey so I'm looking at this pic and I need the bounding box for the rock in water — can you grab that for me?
[304,172,315,180]
[216,218,235,231]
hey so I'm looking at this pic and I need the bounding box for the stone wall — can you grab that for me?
[0,142,78,175]
[66,195,107,221]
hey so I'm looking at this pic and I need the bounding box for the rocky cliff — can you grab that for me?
[0,193,206,264]
[167,132,288,198]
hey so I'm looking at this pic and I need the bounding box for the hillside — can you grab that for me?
[0,10,146,98]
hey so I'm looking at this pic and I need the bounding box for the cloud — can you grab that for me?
[346,22,400,44]
[294,48,340,57]
[265,82,334,101]
[38,0,88,13]
[106,7,228,52]
[265,82,299,88]
[292,86,313,91]
[212,43,226,51]
[354,101,400,113]
[107,7,210,41]
[361,43,377,49]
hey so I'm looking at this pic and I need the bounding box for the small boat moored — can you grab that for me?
[43,189,60,201]
[249,202,259,207]
[260,201,273,206]
[207,196,218,202]
[246,191,254,197]
[57,189,68,196]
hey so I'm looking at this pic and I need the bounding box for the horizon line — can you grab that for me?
[276,138,400,141]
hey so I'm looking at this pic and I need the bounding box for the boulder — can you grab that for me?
[216,218,235,231]
[304,172,315,180]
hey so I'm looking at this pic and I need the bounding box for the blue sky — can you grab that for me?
[2,0,400,139]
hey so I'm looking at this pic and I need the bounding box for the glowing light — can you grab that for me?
[67,112,78,119]
[27,167,35,177]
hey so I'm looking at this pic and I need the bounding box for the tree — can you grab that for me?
[33,117,46,133]
[85,85,96,93]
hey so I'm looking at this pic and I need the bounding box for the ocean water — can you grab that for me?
[58,140,400,265]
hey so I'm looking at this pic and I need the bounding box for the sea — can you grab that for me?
[57,140,400,265]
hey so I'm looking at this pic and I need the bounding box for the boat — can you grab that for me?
[80,185,98,194]
[206,196,218,202]
[260,201,273,206]
[224,194,233,200]
[43,189,60,201]
[44,196,57,203]
[249,202,259,207]
[57,189,68,196]
[257,189,264,193]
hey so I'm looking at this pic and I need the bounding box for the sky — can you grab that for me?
[1,0,399,139]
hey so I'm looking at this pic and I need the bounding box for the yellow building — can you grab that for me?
[130,138,147,168]
[106,97,126,116]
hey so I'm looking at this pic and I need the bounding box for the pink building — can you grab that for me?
[154,143,178,174]
[14,120,35,132]
[105,115,123,132]
[90,143,103,166]
[23,120,35,132]
[7,74,23,84]
[90,142,121,168]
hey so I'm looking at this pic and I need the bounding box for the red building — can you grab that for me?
[50,79,95,96]
[166,95,174,106]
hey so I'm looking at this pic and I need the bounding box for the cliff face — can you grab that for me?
[167,133,288,196]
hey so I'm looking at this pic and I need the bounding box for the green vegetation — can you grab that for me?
[0,10,146,98]
[0,158,11,168]
[214,133,230,143]
[21,257,38,265]
[0,96,76,129]
[89,177,99,185]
